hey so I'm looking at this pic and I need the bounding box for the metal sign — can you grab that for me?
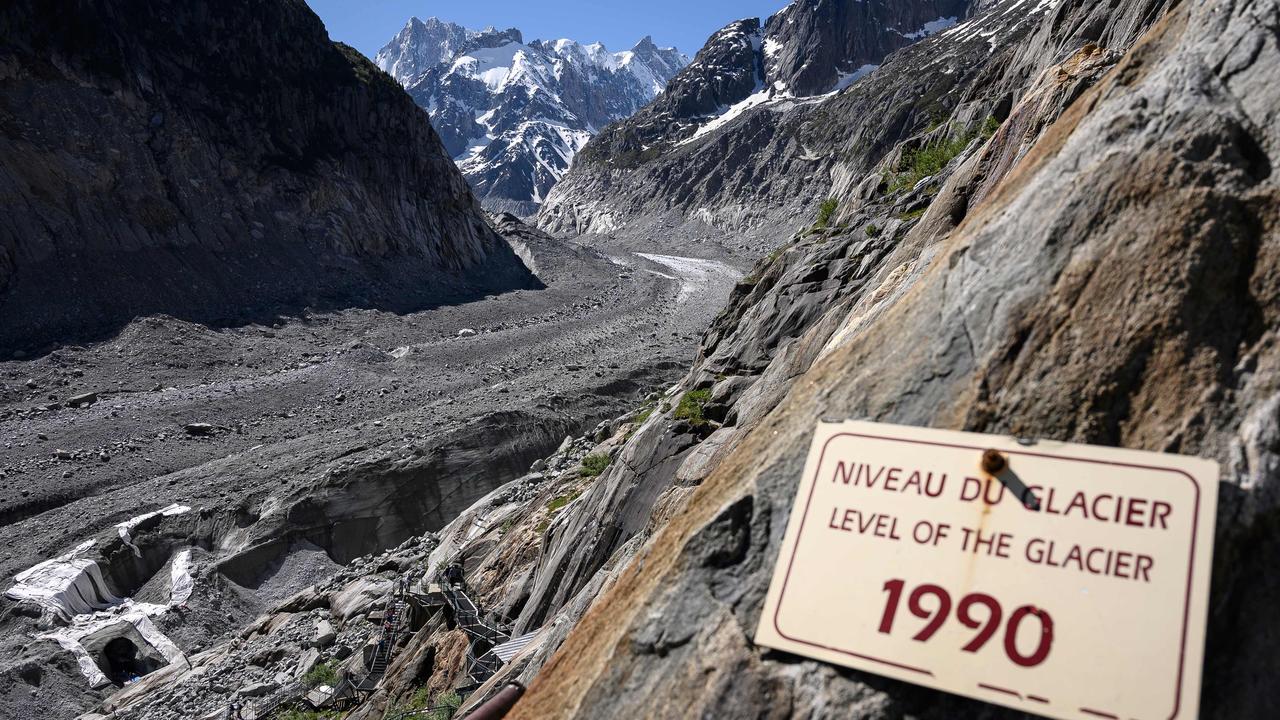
[755,421,1218,720]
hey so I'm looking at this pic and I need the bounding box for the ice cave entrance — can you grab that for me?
[84,625,166,686]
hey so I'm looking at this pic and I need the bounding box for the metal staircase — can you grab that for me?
[353,593,412,692]
[441,587,510,687]
[248,568,529,718]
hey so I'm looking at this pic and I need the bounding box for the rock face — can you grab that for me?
[504,0,1280,717]
[376,18,687,216]
[538,0,973,246]
[0,0,536,352]
[764,0,971,97]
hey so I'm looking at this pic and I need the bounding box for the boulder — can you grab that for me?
[237,682,274,698]
[312,619,337,648]
[183,423,219,436]
[294,647,321,679]
[66,392,98,407]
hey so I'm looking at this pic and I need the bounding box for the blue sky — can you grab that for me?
[305,1,791,60]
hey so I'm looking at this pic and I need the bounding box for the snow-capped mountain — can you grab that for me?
[569,0,972,165]
[541,0,975,240]
[374,17,476,84]
[376,18,687,216]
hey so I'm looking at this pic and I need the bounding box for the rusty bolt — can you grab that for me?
[981,449,1007,475]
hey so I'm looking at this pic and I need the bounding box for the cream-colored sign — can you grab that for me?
[756,421,1218,720]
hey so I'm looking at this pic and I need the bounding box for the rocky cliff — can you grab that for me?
[507,0,1280,716]
[0,0,536,353]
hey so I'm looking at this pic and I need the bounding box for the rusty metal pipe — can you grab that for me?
[461,682,525,720]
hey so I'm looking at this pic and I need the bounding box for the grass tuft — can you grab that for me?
[674,389,713,426]
[427,691,462,720]
[581,453,611,477]
[547,490,582,514]
[886,117,1001,193]
[301,662,337,688]
[391,688,462,720]
[816,197,839,228]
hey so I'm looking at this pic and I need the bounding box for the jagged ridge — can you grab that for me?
[377,17,688,216]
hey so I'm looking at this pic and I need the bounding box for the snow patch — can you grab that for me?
[681,87,773,145]
[452,42,525,90]
[833,64,879,92]
[636,254,743,303]
[899,16,959,40]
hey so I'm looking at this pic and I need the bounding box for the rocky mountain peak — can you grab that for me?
[466,26,525,52]
[668,18,765,119]
[763,0,971,96]
[388,18,688,216]
[374,15,475,84]
[626,35,688,87]
[565,0,972,197]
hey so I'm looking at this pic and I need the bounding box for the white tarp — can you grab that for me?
[42,606,186,687]
[169,549,194,606]
[116,504,191,556]
[6,528,198,686]
[4,540,124,617]
[43,631,112,688]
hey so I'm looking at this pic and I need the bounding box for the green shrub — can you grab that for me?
[547,490,582,514]
[897,207,927,222]
[401,686,433,711]
[865,224,881,238]
[816,198,839,228]
[581,453,611,477]
[428,691,463,720]
[634,401,656,425]
[301,661,337,688]
[887,117,999,193]
[391,687,461,720]
[888,136,971,192]
[744,243,789,284]
[674,389,713,425]
[981,115,1001,139]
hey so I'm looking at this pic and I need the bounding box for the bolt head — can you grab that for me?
[981,449,1007,475]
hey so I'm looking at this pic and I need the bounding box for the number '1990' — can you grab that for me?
[878,579,1054,667]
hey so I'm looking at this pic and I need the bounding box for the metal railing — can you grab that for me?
[246,679,304,719]
[441,587,509,685]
